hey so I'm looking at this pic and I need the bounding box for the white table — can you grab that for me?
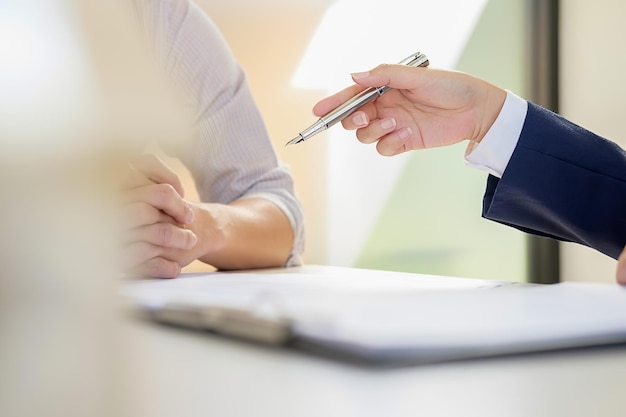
[117,266,626,417]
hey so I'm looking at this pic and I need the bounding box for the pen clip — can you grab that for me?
[398,52,430,68]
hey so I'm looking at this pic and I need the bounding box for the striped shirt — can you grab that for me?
[133,0,304,265]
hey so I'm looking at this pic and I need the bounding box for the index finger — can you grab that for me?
[312,83,366,117]
[312,63,430,117]
[350,64,428,91]
[124,183,194,225]
[132,154,185,198]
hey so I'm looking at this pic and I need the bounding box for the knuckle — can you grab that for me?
[155,223,175,246]
[157,183,176,198]
[146,258,180,279]
[153,183,178,205]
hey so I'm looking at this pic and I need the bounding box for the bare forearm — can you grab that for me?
[192,197,295,270]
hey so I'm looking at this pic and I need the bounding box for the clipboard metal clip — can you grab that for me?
[151,301,293,346]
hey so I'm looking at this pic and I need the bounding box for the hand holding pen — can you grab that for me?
[286,52,429,146]
[291,52,507,157]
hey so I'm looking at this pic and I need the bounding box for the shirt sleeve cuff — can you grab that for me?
[464,90,528,178]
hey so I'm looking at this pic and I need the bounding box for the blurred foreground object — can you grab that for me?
[0,1,191,416]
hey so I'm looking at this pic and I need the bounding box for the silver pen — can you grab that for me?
[285,51,429,146]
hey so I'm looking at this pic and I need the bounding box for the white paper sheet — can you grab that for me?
[123,270,626,363]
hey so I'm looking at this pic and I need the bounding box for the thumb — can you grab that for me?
[351,63,426,90]
[616,245,626,285]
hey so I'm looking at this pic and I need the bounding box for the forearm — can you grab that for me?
[192,197,295,270]
[136,0,303,271]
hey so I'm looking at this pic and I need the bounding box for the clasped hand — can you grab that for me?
[120,154,199,278]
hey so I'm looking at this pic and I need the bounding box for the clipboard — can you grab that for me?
[123,267,626,365]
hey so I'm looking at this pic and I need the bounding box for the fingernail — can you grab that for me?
[351,71,370,80]
[398,127,412,140]
[352,112,368,127]
[380,117,396,130]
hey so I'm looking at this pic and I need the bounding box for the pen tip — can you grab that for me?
[285,135,303,146]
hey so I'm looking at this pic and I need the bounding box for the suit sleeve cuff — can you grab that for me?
[464,90,528,178]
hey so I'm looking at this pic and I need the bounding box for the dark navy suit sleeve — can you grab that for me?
[482,102,626,259]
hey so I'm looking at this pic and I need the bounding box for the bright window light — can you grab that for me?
[0,0,95,154]
[293,0,488,266]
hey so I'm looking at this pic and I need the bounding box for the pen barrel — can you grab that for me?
[321,86,386,128]
[287,52,429,145]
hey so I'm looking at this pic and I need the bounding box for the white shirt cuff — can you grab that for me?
[464,90,528,178]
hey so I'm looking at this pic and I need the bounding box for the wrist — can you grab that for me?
[193,198,294,270]
[465,90,528,178]
[188,202,229,264]
[474,83,507,144]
